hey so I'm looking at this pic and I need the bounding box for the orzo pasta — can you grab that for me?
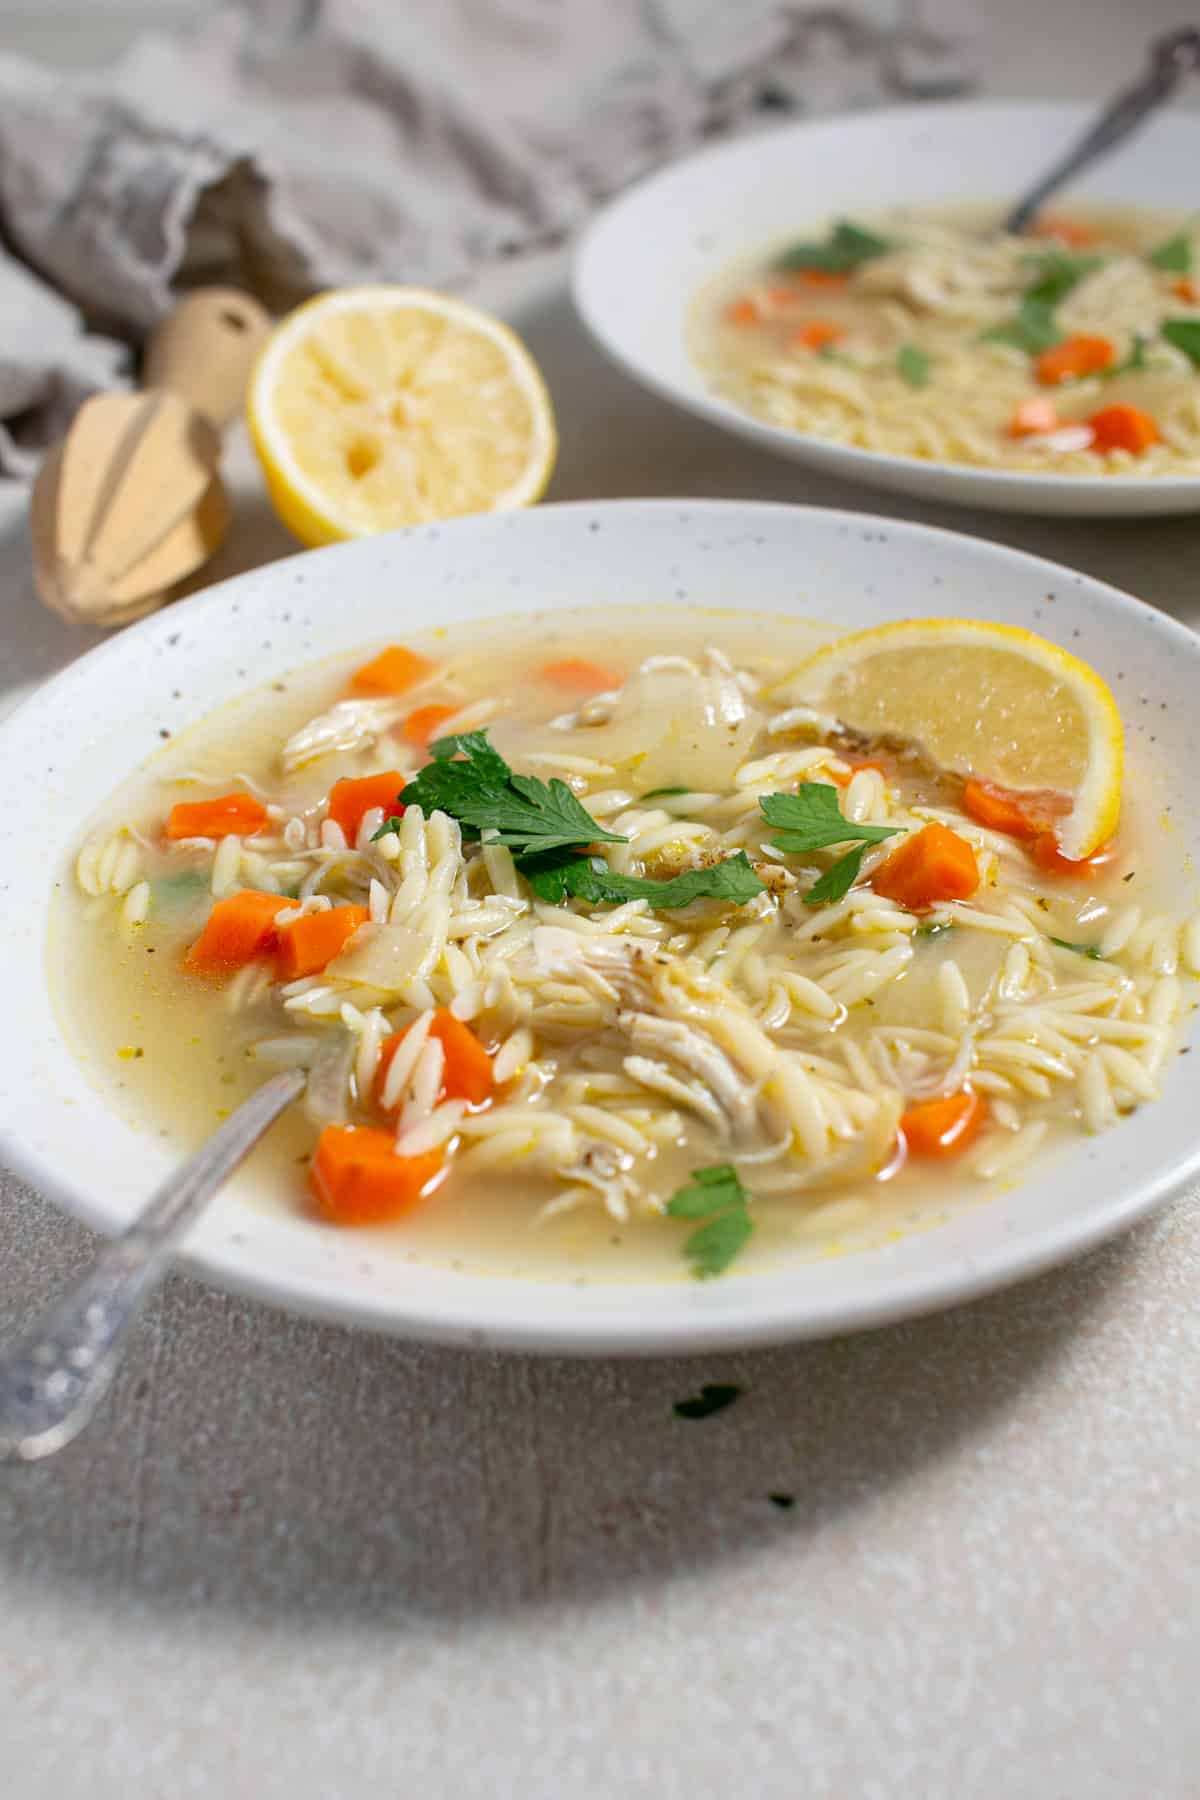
[55,607,1197,1282]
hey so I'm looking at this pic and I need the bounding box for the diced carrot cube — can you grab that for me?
[276,904,370,979]
[793,320,845,351]
[799,269,851,291]
[310,1126,444,1225]
[901,1090,986,1158]
[1031,833,1115,877]
[961,778,1044,841]
[725,296,761,326]
[871,823,979,911]
[539,658,621,695]
[1173,277,1198,303]
[327,772,405,846]
[184,891,291,977]
[350,646,436,696]
[1035,335,1116,386]
[1087,404,1160,455]
[402,704,457,749]
[165,792,268,840]
[375,1009,495,1115]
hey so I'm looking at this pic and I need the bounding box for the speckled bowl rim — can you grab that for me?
[2,499,1199,1352]
[574,102,1200,520]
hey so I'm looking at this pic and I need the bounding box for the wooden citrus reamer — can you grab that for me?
[32,287,272,627]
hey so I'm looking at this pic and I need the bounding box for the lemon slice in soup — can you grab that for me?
[773,619,1123,859]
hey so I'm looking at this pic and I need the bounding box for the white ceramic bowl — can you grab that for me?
[2,500,1199,1352]
[574,102,1200,518]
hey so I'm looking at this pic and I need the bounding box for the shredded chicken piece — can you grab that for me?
[622,1011,759,1136]
[621,1055,727,1133]
[281,698,405,773]
[556,1142,637,1220]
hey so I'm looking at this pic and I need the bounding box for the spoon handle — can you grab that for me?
[0,1070,304,1464]
[1007,28,1200,235]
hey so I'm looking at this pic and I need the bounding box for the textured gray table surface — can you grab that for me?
[3,6,1200,1795]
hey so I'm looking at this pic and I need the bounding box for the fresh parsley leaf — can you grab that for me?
[803,843,869,906]
[1021,249,1104,308]
[1147,232,1193,274]
[984,251,1104,357]
[392,730,625,855]
[1162,318,1200,367]
[521,849,765,910]
[760,783,899,853]
[665,1162,748,1217]
[897,344,931,387]
[759,783,900,908]
[151,869,211,905]
[371,814,404,841]
[1049,936,1104,960]
[982,298,1063,354]
[666,1163,753,1279]
[640,786,690,800]
[673,1383,743,1420]
[775,218,892,275]
[429,729,509,778]
[680,1211,754,1279]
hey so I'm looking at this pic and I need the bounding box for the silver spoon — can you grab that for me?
[1007,27,1200,236]
[0,1068,304,1463]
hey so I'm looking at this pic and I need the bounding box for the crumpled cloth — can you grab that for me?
[0,0,971,474]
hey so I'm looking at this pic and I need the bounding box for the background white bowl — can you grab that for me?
[574,102,1200,518]
[2,500,1199,1352]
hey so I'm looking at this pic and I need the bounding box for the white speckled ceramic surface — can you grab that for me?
[574,102,1200,519]
[3,498,1199,1351]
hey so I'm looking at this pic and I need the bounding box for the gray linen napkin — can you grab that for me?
[0,0,971,474]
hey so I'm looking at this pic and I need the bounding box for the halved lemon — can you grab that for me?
[247,286,556,546]
[774,619,1123,859]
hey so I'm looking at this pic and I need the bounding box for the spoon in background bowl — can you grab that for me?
[0,1069,304,1464]
[1006,27,1200,235]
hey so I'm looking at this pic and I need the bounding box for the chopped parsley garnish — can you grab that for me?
[1162,319,1200,367]
[640,786,690,800]
[152,869,211,905]
[774,218,892,275]
[982,250,1103,355]
[982,299,1063,354]
[1049,936,1104,960]
[759,782,901,907]
[522,850,764,909]
[1147,232,1193,274]
[666,1163,753,1278]
[915,920,955,940]
[896,344,931,387]
[1021,249,1105,307]
[380,730,764,912]
[390,730,625,854]
[673,1383,743,1420]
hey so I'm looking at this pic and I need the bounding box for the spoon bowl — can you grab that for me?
[574,100,1200,517]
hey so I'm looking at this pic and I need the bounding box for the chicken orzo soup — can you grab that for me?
[54,606,1199,1283]
[691,204,1200,476]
